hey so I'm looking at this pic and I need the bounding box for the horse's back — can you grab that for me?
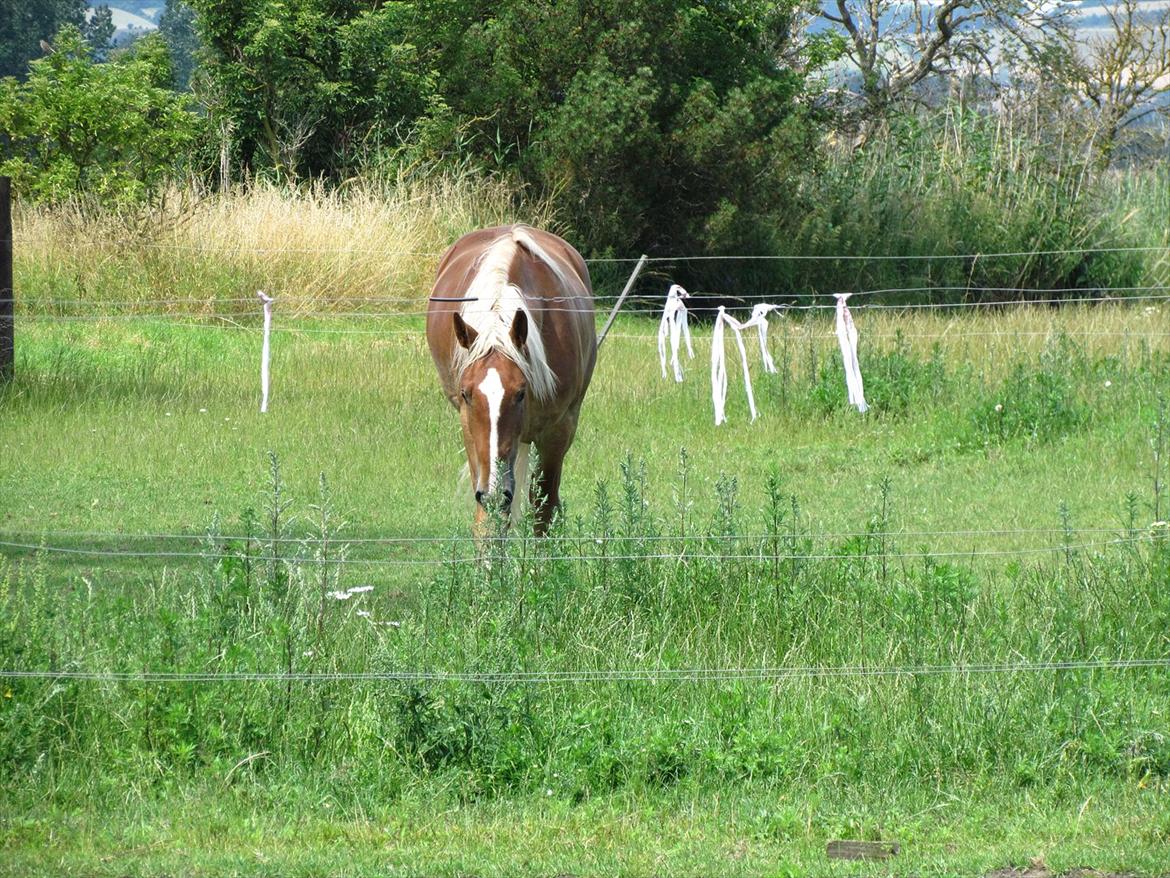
[433,225,591,304]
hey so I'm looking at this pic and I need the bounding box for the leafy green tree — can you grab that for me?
[189,0,441,180]
[158,0,200,90]
[84,6,115,60]
[0,25,203,204]
[0,0,114,79]
[421,0,827,260]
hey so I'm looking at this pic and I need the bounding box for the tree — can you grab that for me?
[0,0,113,79]
[189,0,441,181]
[158,0,201,90]
[818,0,1051,136]
[83,6,115,59]
[0,25,203,204]
[1045,0,1170,163]
[420,0,825,261]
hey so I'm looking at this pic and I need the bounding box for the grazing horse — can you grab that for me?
[426,225,597,534]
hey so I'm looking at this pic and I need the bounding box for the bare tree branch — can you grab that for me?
[819,0,1059,141]
[1036,0,1170,162]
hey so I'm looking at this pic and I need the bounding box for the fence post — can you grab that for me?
[1,177,12,381]
[596,253,648,350]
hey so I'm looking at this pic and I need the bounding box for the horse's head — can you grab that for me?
[453,310,530,521]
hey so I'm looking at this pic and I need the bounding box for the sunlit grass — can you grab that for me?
[13,173,559,315]
[3,778,1168,877]
[2,304,1168,543]
[5,181,1170,875]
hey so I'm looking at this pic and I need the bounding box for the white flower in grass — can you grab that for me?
[199,408,208,413]
[356,610,370,618]
[302,649,314,657]
[994,404,1003,413]
[378,620,402,628]
[327,590,351,600]
[1104,381,1112,388]
[347,585,374,595]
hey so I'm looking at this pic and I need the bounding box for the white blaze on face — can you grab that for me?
[477,367,505,492]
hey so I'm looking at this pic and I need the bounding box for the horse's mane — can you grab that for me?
[452,226,567,402]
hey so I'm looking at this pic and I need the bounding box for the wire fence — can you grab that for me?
[2,657,1167,685]
[15,239,1170,261]
[7,243,1170,694]
[0,524,1140,544]
[15,290,1170,319]
[0,533,1158,567]
[19,284,1170,308]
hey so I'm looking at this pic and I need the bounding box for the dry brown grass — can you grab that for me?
[15,173,557,315]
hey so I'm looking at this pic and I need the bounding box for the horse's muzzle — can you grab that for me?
[475,488,514,512]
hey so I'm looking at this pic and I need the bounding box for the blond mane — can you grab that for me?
[451,227,566,402]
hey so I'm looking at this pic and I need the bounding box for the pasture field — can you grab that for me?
[2,301,1170,876]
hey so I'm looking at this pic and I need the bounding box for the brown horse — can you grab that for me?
[426,225,597,534]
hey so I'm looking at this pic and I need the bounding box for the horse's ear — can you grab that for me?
[510,309,528,350]
[453,312,478,350]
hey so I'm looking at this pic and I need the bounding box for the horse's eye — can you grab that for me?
[515,390,526,403]
[460,389,470,403]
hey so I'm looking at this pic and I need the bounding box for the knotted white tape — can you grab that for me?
[711,306,767,425]
[257,290,273,413]
[834,293,868,413]
[657,284,694,382]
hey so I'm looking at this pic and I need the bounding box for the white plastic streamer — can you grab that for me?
[711,309,728,424]
[711,306,765,425]
[834,293,868,413]
[751,303,783,373]
[657,284,693,382]
[257,290,273,413]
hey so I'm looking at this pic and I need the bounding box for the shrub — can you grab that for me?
[774,108,1159,300]
[0,26,202,205]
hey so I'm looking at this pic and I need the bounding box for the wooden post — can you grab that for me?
[596,254,648,350]
[0,177,12,381]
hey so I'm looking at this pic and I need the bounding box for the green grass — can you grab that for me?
[3,308,1170,875]
[2,306,1169,539]
[3,779,1168,877]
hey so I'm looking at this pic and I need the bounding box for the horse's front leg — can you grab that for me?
[532,414,579,536]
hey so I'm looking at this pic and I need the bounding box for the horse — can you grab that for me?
[426,225,597,534]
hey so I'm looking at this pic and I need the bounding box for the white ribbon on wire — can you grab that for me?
[257,290,273,413]
[657,284,694,382]
[712,305,774,425]
[751,303,784,374]
[834,293,868,413]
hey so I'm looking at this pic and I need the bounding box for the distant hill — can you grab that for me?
[92,2,161,42]
[104,1,163,25]
[109,7,157,34]
[809,0,1167,36]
